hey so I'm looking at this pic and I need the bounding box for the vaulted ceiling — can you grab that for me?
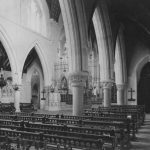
[108,0,150,46]
[46,0,98,25]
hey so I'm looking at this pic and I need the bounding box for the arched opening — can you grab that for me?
[138,62,150,113]
[22,48,44,109]
[31,70,40,109]
[60,76,68,90]
[88,22,101,104]
[0,41,11,71]
[0,41,15,103]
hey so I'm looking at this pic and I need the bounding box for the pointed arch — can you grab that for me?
[92,0,114,81]
[0,24,17,76]
[60,76,68,89]
[59,0,89,72]
[115,26,127,84]
[26,61,44,105]
[128,55,150,103]
[22,40,49,85]
[136,55,150,85]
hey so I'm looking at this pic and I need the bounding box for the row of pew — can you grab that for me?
[0,103,36,113]
[0,105,145,150]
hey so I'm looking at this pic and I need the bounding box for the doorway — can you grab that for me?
[138,62,150,113]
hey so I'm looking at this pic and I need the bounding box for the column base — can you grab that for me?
[15,109,20,112]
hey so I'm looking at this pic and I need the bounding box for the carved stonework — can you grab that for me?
[102,81,113,89]
[116,84,126,91]
[70,72,88,87]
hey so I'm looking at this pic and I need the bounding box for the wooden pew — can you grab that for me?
[86,105,145,126]
[0,112,132,145]
[0,114,131,136]
[0,103,15,113]
[83,106,145,140]
[0,127,104,150]
[0,119,129,149]
[20,103,36,112]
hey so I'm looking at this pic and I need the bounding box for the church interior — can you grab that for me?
[0,0,149,149]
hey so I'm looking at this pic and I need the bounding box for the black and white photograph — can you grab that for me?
[0,0,148,149]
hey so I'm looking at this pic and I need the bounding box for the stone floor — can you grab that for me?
[36,108,72,115]
[130,114,150,150]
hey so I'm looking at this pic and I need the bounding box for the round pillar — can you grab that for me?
[116,84,126,105]
[70,72,88,116]
[102,81,112,107]
[14,85,21,112]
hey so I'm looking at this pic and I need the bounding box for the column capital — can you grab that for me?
[116,84,126,91]
[70,72,88,87]
[102,81,113,89]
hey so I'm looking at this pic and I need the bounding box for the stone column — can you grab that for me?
[14,85,21,112]
[102,81,112,107]
[12,71,22,112]
[116,84,126,105]
[70,72,88,116]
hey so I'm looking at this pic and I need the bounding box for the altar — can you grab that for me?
[45,92,61,111]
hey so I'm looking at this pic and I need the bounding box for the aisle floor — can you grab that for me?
[130,114,150,150]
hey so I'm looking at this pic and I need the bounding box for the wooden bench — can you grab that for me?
[0,103,15,113]
[0,118,129,149]
[0,127,104,150]
[20,103,35,112]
